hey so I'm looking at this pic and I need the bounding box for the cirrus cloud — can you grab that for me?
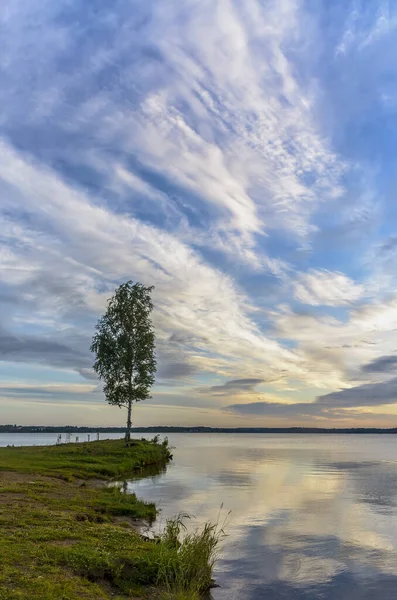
[293,270,364,307]
[1,0,397,426]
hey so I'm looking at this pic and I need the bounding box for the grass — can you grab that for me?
[0,437,171,480]
[0,438,223,600]
[155,514,225,597]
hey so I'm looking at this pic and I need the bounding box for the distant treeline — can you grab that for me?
[0,425,126,433]
[2,425,397,434]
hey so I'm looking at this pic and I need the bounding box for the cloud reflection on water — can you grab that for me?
[127,434,397,599]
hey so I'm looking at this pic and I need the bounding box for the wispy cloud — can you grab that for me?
[336,1,397,55]
[0,140,301,385]
[0,0,347,262]
[293,269,364,306]
[0,0,397,425]
[226,376,397,420]
[199,378,264,396]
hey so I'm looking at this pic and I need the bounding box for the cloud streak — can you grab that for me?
[199,378,264,396]
[226,376,397,420]
[362,355,397,374]
[293,270,364,306]
[0,0,397,425]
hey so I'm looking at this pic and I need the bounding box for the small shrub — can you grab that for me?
[155,513,226,596]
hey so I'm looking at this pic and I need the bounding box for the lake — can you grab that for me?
[2,432,397,599]
[0,431,124,447]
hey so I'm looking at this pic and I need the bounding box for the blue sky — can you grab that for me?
[1,0,397,427]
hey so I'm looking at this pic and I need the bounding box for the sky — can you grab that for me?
[1,0,397,428]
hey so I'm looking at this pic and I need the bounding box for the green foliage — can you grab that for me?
[91,281,157,440]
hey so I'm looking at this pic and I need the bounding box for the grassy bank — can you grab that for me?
[0,437,171,480]
[0,439,222,600]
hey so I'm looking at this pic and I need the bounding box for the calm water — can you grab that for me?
[126,434,397,600]
[0,432,124,446]
[3,433,397,599]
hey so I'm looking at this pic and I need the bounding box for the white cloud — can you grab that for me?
[0,140,387,409]
[0,140,302,385]
[293,269,364,306]
[0,0,347,269]
[125,0,345,246]
[273,293,397,392]
[1,0,396,425]
[336,2,397,55]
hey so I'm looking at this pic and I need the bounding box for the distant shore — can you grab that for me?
[2,425,397,434]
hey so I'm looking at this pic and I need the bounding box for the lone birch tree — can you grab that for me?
[91,281,156,442]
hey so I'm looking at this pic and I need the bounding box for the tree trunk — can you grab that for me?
[125,399,132,443]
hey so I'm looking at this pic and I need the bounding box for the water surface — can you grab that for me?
[0,432,124,447]
[3,432,397,599]
[125,434,397,600]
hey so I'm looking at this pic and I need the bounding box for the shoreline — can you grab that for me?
[0,438,214,600]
